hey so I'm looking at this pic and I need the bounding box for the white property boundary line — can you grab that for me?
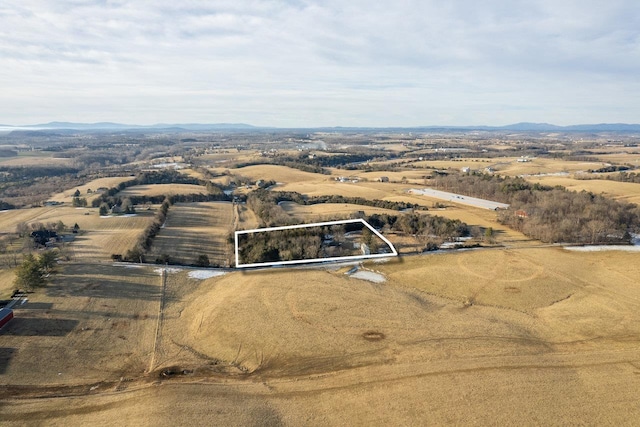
[235,218,398,268]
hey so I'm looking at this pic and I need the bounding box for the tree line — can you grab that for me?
[365,213,468,242]
[118,198,171,262]
[233,152,394,175]
[238,226,324,264]
[246,189,425,227]
[92,170,229,210]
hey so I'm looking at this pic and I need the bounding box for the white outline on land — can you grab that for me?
[235,218,398,268]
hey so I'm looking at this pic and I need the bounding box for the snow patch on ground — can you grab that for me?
[113,263,144,268]
[350,269,387,283]
[565,245,640,252]
[154,267,182,274]
[188,270,227,280]
[439,236,473,249]
[371,257,393,264]
[565,234,640,252]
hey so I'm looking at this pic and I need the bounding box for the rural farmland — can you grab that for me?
[147,202,234,266]
[1,125,640,426]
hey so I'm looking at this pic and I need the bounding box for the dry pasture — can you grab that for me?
[279,201,400,222]
[2,247,640,424]
[231,164,329,184]
[0,153,73,167]
[0,205,156,261]
[526,175,640,205]
[0,262,161,385]
[48,176,135,204]
[117,184,208,198]
[147,202,234,266]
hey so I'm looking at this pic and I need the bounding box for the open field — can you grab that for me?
[4,130,640,425]
[413,157,608,177]
[494,158,607,176]
[0,263,161,385]
[117,184,208,197]
[0,153,74,167]
[276,180,402,200]
[581,152,640,165]
[231,164,329,184]
[279,201,401,221]
[235,202,259,230]
[331,169,429,184]
[47,176,136,204]
[147,202,234,266]
[0,206,156,261]
[3,247,639,424]
[526,175,640,205]
[275,180,531,244]
[72,214,156,261]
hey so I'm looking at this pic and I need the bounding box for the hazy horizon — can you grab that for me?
[1,1,638,127]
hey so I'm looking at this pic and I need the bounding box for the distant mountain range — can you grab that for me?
[2,121,640,132]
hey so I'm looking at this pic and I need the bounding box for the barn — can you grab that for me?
[0,308,13,329]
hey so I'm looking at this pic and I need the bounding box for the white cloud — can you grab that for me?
[0,0,638,126]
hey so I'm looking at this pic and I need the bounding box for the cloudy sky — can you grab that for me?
[1,0,638,127]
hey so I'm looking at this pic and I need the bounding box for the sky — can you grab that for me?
[0,0,639,127]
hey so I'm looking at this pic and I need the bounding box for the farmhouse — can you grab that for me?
[31,229,58,246]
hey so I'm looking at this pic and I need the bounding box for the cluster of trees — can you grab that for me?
[238,226,325,265]
[122,198,171,262]
[99,197,135,215]
[72,189,88,207]
[128,192,229,206]
[13,251,58,291]
[235,159,327,174]
[365,213,468,241]
[16,220,68,237]
[0,165,86,208]
[246,189,425,227]
[92,170,228,211]
[603,171,640,183]
[589,165,631,173]
[234,152,394,175]
[0,200,16,210]
[433,172,640,243]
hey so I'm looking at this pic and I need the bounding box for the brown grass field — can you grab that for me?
[0,263,160,386]
[0,152,73,167]
[47,176,136,204]
[147,202,234,266]
[235,202,259,230]
[413,157,608,177]
[117,184,208,197]
[3,155,640,425]
[581,152,640,165]
[0,205,156,261]
[279,201,401,221]
[2,247,639,425]
[231,164,329,184]
[275,180,531,245]
[526,175,640,205]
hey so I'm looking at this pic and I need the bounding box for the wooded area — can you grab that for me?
[433,172,640,243]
